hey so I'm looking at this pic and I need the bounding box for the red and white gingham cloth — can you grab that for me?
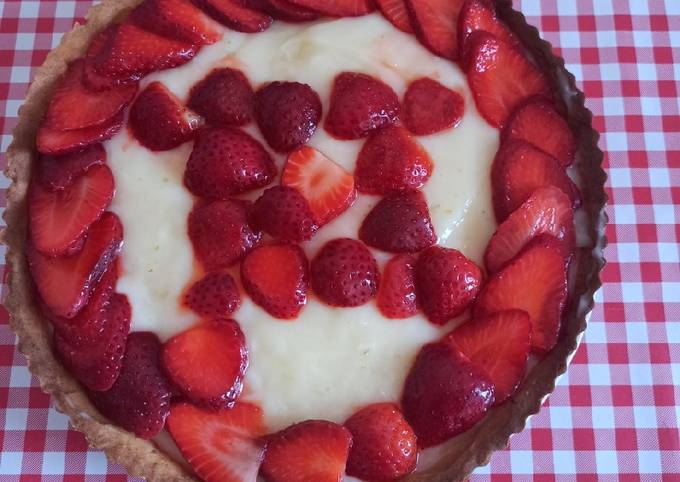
[1,0,679,480]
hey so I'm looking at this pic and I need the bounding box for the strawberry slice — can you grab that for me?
[36,144,106,191]
[261,420,352,482]
[474,235,568,354]
[405,0,466,60]
[457,0,519,68]
[354,125,433,194]
[162,319,248,409]
[377,254,418,319]
[282,146,356,225]
[251,186,318,242]
[195,0,273,32]
[467,31,550,128]
[129,81,204,151]
[167,402,266,482]
[376,0,413,33]
[36,111,124,155]
[262,0,320,21]
[129,0,221,45]
[402,77,464,136]
[27,212,123,319]
[484,186,574,273]
[241,243,309,319]
[503,97,576,167]
[188,68,254,126]
[42,60,137,131]
[444,310,531,404]
[284,0,374,17]
[29,164,114,256]
[345,403,417,481]
[184,272,241,319]
[89,332,173,439]
[359,189,436,253]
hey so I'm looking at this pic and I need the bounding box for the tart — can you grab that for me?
[2,0,607,481]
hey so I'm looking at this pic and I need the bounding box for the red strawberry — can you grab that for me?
[359,189,436,253]
[42,60,137,131]
[27,212,123,319]
[444,310,531,404]
[376,0,413,32]
[251,186,318,242]
[89,332,173,439]
[415,246,483,325]
[467,31,550,128]
[325,72,400,140]
[254,81,322,152]
[184,127,276,199]
[282,146,356,225]
[188,68,254,126]
[311,238,379,307]
[503,97,576,167]
[354,125,433,194]
[36,144,106,191]
[377,254,418,319]
[241,243,309,319]
[402,77,464,136]
[188,199,261,270]
[405,0,466,60]
[484,186,574,273]
[162,319,248,409]
[474,235,568,354]
[345,403,417,481]
[457,0,519,67]
[262,0,320,21]
[195,0,273,32]
[129,0,221,45]
[129,81,203,151]
[401,342,494,447]
[167,403,266,482]
[36,111,124,155]
[261,420,352,482]
[492,139,579,222]
[184,272,241,318]
[29,164,114,256]
[284,0,374,16]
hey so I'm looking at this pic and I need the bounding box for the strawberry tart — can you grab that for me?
[3,0,607,480]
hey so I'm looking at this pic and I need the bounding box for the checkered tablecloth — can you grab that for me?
[1,0,679,480]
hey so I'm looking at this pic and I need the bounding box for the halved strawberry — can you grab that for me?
[29,164,114,256]
[27,212,123,319]
[474,235,568,354]
[184,272,241,319]
[129,0,221,45]
[241,243,309,319]
[354,125,433,194]
[195,0,273,32]
[444,310,531,404]
[162,319,248,409]
[167,403,266,482]
[467,31,550,128]
[251,186,318,242]
[36,111,124,155]
[261,420,352,482]
[376,0,413,33]
[282,146,356,225]
[377,254,418,319]
[188,68,254,126]
[405,0,465,60]
[503,96,576,167]
[129,81,203,151]
[457,0,519,68]
[260,0,320,22]
[284,0,374,17]
[36,144,106,191]
[484,186,574,273]
[402,77,464,136]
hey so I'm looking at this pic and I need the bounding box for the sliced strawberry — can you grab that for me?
[184,272,241,318]
[254,81,322,152]
[184,127,276,199]
[89,332,173,439]
[503,96,576,167]
[467,31,550,128]
[36,111,124,155]
[457,0,519,68]
[484,186,574,273]
[195,0,273,32]
[402,77,464,135]
[129,0,221,45]
[82,26,119,91]
[415,246,483,325]
[27,212,123,319]
[167,402,266,482]
[492,139,579,222]
[311,238,379,307]
[377,254,418,319]
[36,144,106,191]
[188,199,261,271]
[376,0,413,32]
[42,59,137,131]
[188,68,254,126]
[162,319,248,409]
[241,243,309,319]
[325,72,400,140]
[401,342,494,448]
[360,190,436,253]
[444,310,531,404]
[129,81,203,151]
[405,0,466,60]
[354,125,433,194]
[474,235,568,354]
[262,0,320,21]
[29,164,114,256]
[345,403,417,481]
[251,186,318,242]
[284,0,374,17]
[261,420,352,482]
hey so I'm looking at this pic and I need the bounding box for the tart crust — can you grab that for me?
[1,1,607,481]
